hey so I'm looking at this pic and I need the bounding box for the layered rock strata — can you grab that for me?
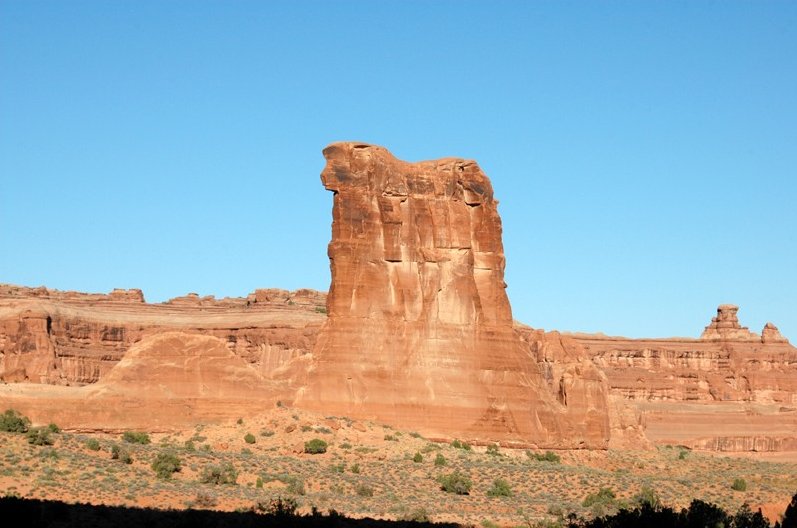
[0,284,325,385]
[293,142,607,447]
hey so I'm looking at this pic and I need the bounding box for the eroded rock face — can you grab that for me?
[700,304,759,341]
[294,142,603,447]
[0,284,326,385]
[762,322,789,344]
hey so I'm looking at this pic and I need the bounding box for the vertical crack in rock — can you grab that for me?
[297,142,599,447]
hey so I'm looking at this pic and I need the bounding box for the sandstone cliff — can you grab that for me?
[0,284,325,385]
[292,142,607,448]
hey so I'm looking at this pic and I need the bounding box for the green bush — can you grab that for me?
[111,444,132,464]
[200,462,238,485]
[527,450,561,463]
[583,487,617,508]
[122,431,150,444]
[85,438,101,451]
[487,478,513,497]
[244,433,256,444]
[486,444,500,456]
[26,427,54,446]
[304,438,328,454]
[450,439,472,450]
[46,423,61,433]
[413,452,423,463]
[350,463,360,474]
[731,478,747,492]
[151,451,182,479]
[434,453,447,466]
[633,485,660,508]
[0,409,30,433]
[438,471,472,494]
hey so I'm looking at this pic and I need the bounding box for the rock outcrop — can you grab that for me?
[293,142,607,447]
[700,304,759,341]
[762,322,789,344]
[0,284,326,385]
[578,305,797,452]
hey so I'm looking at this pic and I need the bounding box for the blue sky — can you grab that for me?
[1,1,795,339]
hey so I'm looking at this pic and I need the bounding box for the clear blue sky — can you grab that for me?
[1,1,795,339]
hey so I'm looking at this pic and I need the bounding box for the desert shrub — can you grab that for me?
[0,409,30,433]
[339,442,352,449]
[583,487,616,508]
[85,438,101,451]
[487,478,513,497]
[399,508,430,522]
[111,444,132,464]
[191,491,217,509]
[486,444,500,456]
[678,449,689,460]
[409,431,422,438]
[731,478,748,491]
[413,452,423,463]
[122,431,150,445]
[438,471,472,494]
[151,451,182,479]
[260,429,274,437]
[355,483,374,497]
[633,485,661,508]
[46,423,60,433]
[285,477,305,495]
[199,462,238,485]
[244,433,256,444]
[384,434,398,441]
[450,439,472,450]
[255,477,263,488]
[236,417,244,425]
[184,440,196,452]
[331,462,345,473]
[26,427,54,446]
[434,453,447,466]
[527,450,561,463]
[301,425,313,432]
[350,463,360,474]
[255,497,297,516]
[304,438,328,454]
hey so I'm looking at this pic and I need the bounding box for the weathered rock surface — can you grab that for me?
[0,333,286,430]
[292,142,607,447]
[577,305,797,452]
[700,304,759,341]
[0,284,325,385]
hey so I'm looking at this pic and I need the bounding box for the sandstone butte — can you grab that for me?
[0,142,795,453]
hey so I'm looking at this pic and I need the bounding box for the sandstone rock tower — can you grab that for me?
[297,142,571,445]
[700,304,758,341]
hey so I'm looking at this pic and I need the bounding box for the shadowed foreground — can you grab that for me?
[0,496,460,528]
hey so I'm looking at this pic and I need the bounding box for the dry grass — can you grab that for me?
[0,406,795,526]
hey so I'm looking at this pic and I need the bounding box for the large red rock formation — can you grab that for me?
[293,142,605,447]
